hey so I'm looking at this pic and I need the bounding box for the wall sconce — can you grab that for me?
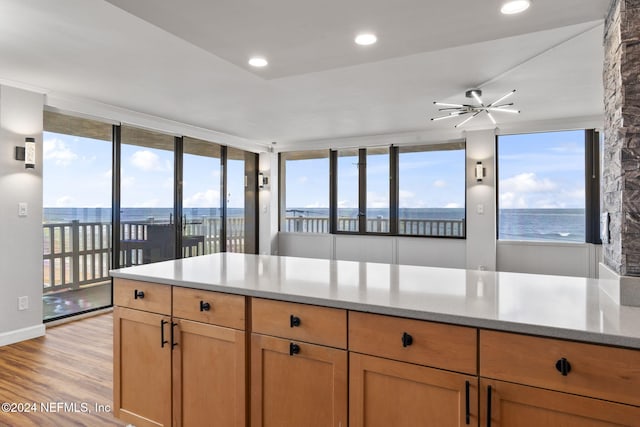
[15,137,36,169]
[475,161,485,182]
[258,172,269,189]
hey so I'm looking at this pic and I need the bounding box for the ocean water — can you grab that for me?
[44,207,586,243]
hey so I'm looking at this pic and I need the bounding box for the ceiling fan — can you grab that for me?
[430,89,520,128]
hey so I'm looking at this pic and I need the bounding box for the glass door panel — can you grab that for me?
[119,126,175,266]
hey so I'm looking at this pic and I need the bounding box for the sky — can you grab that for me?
[43,132,245,210]
[43,129,586,212]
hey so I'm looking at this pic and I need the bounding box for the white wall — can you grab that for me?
[0,85,45,345]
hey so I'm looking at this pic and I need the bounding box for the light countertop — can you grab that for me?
[110,253,640,349]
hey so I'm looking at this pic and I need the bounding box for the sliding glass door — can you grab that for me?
[119,126,176,267]
[42,111,113,321]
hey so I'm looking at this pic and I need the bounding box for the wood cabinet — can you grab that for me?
[172,288,246,427]
[114,305,172,427]
[480,378,639,426]
[479,330,640,426]
[350,352,477,427]
[113,279,247,427]
[348,312,478,427]
[250,298,348,427]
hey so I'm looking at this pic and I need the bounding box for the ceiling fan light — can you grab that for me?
[434,102,464,108]
[487,112,497,125]
[472,91,483,106]
[501,0,531,15]
[489,90,516,107]
[455,112,480,128]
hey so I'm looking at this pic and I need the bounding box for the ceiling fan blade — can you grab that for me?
[487,90,516,107]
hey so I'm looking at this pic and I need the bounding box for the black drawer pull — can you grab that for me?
[290,315,301,327]
[289,342,300,356]
[200,301,211,312]
[171,322,178,349]
[134,289,145,300]
[555,357,571,376]
[487,385,492,427]
[160,319,168,348]
[401,332,413,347]
[465,380,470,424]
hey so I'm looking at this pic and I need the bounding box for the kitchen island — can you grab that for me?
[110,253,640,427]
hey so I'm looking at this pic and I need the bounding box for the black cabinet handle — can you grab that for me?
[134,289,145,299]
[200,301,211,312]
[401,332,413,347]
[171,322,178,349]
[487,385,492,427]
[289,342,300,356]
[160,319,168,348]
[290,315,301,328]
[465,380,470,425]
[555,357,571,376]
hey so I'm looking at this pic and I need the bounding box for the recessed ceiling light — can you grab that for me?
[500,0,531,14]
[248,57,268,67]
[355,33,377,46]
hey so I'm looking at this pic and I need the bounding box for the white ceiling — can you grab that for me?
[0,0,611,147]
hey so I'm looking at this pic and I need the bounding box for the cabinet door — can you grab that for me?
[172,319,246,427]
[114,306,172,427]
[480,378,640,427]
[350,352,478,427]
[250,334,347,427]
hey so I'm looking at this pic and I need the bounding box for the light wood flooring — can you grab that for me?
[0,313,128,426]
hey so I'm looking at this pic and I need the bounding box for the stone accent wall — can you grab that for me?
[603,0,640,275]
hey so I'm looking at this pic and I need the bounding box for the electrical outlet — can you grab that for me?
[18,296,29,311]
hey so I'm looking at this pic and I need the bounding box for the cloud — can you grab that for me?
[433,179,447,188]
[337,199,354,208]
[500,192,527,209]
[500,173,557,193]
[55,196,75,207]
[130,150,166,172]
[304,201,328,208]
[445,203,461,208]
[184,189,220,208]
[367,191,389,209]
[43,137,78,167]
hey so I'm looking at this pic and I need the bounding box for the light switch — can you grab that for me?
[476,204,484,215]
[18,202,28,217]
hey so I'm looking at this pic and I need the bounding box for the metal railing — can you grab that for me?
[284,216,465,237]
[43,217,245,295]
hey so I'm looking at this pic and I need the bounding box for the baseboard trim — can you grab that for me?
[0,324,46,347]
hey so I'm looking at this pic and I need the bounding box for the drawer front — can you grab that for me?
[349,311,477,375]
[480,330,640,407]
[113,278,171,315]
[172,286,245,330]
[251,298,347,349]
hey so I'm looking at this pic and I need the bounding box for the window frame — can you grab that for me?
[495,129,600,244]
[279,142,467,239]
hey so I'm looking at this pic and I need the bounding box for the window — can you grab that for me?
[120,126,176,266]
[43,111,113,321]
[226,146,258,254]
[280,150,330,233]
[398,143,466,237]
[366,147,390,233]
[280,142,466,238]
[336,149,361,232]
[183,137,222,255]
[497,130,587,242]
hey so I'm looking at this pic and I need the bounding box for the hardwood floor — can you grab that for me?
[0,313,128,426]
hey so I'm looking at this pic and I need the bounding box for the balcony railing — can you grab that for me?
[43,217,245,295]
[284,216,465,237]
